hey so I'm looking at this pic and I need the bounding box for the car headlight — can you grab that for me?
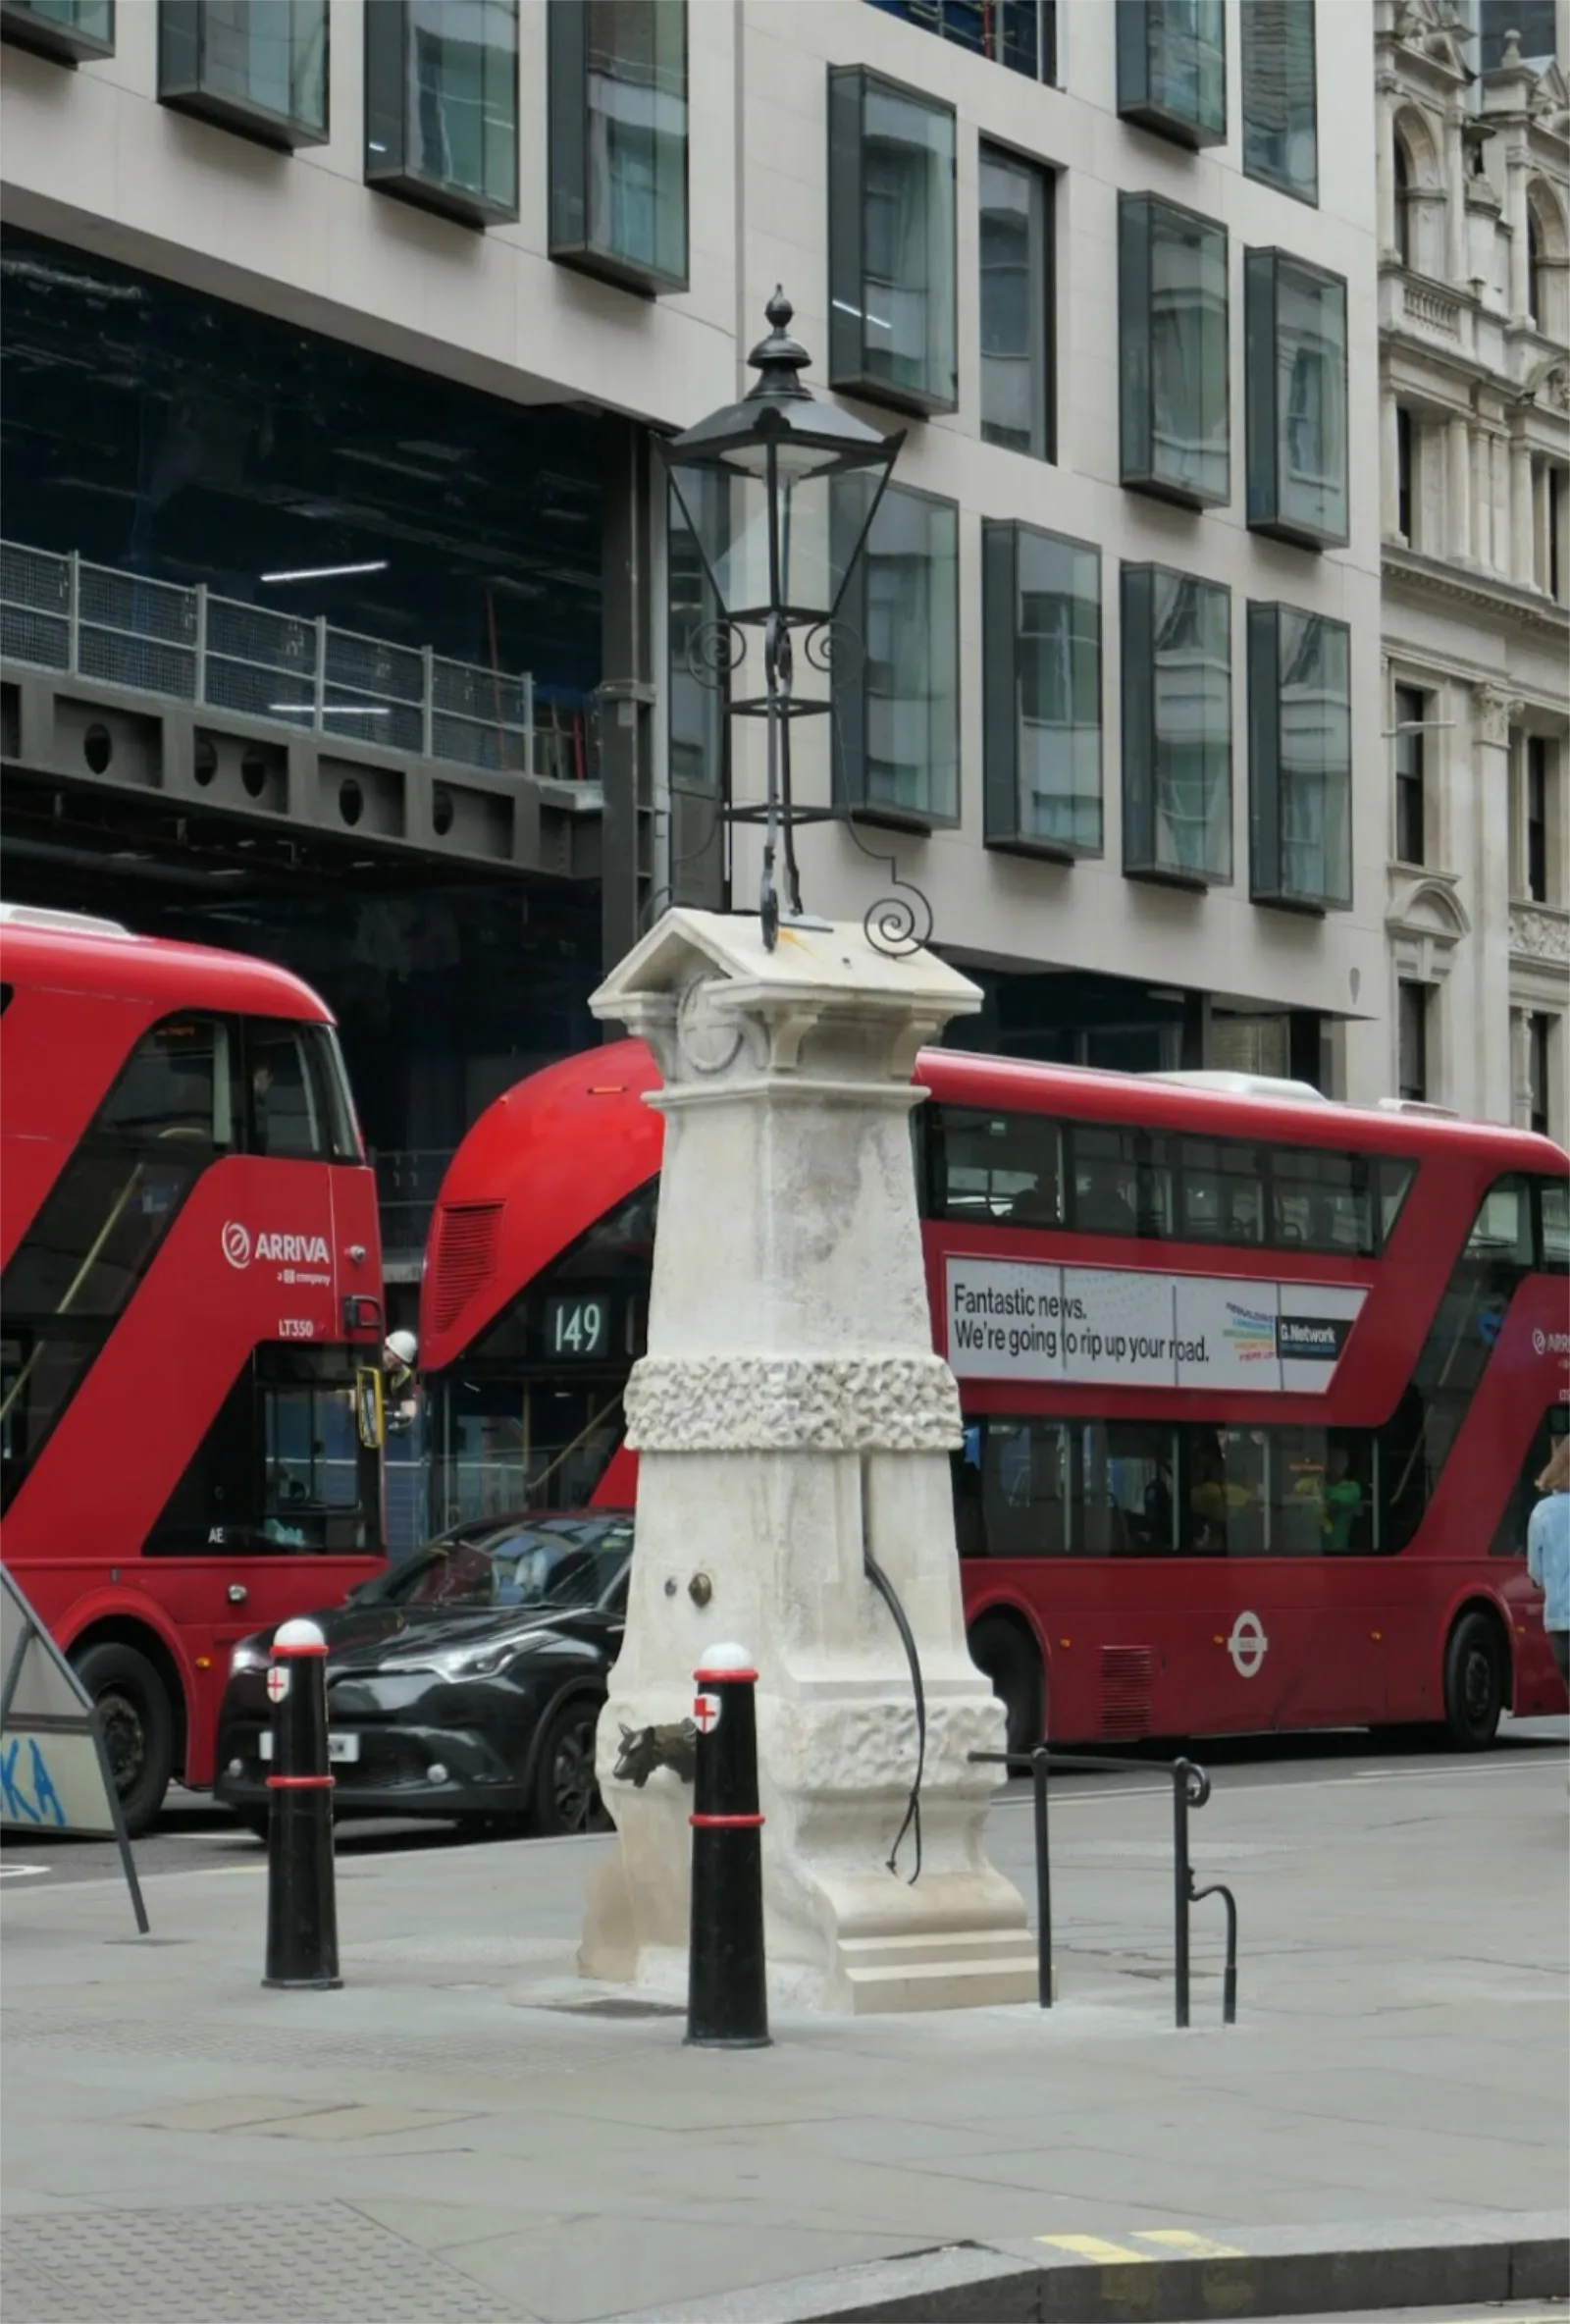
[229,1639,271,1675]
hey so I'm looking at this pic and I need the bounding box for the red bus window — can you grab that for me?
[1541,1179,1569,1273]
[1179,1141,1267,1245]
[935,1110,1063,1226]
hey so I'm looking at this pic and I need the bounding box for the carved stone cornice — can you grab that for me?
[1474,684,1525,746]
[1382,545,1570,636]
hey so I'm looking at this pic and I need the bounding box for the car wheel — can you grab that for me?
[968,1618,1042,1760]
[534,1698,609,1837]
[72,1643,175,1837]
[1442,1611,1505,1750]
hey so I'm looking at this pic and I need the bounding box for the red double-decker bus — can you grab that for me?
[1,905,387,1829]
[419,1037,1569,1755]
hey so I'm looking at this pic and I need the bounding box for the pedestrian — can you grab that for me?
[1526,1434,1570,1693]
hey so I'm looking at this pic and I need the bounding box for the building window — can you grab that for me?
[1119,194,1229,509]
[1480,0,1558,69]
[1,0,112,61]
[1392,132,1413,266]
[1526,735,1555,903]
[1527,205,1544,329]
[1392,683,1428,867]
[1397,979,1430,1103]
[1529,1014,1556,1139]
[1116,0,1226,149]
[1241,0,1317,204]
[1248,605,1351,913]
[365,0,519,228]
[979,146,1054,462]
[833,482,960,827]
[1245,247,1348,549]
[159,1,328,150]
[548,0,687,293]
[828,67,958,417]
[1395,405,1414,541]
[982,523,1100,860]
[863,0,1058,83]
[1122,563,1231,888]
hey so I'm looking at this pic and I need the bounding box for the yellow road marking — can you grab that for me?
[1130,2231,1245,2257]
[1035,2235,1153,2262]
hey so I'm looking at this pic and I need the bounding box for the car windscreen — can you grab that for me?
[353,1519,633,1611]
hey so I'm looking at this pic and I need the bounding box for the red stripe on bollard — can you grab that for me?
[690,1813,764,1829]
[267,1774,335,1791]
[272,1642,330,1658]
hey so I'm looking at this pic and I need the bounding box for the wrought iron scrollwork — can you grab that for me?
[839,812,935,960]
[802,618,861,678]
[687,618,748,688]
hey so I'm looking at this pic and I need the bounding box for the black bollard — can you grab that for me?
[687,1643,769,2048]
[263,1616,341,1991]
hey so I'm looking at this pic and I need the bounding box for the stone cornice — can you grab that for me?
[1382,545,1570,636]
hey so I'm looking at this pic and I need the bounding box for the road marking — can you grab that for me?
[0,1862,49,1878]
[1036,2235,1153,2262]
[1130,2229,1245,2256]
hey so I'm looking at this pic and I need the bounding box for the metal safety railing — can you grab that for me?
[0,540,540,779]
[971,1744,1239,2027]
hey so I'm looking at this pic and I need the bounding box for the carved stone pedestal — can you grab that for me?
[573,911,1034,2015]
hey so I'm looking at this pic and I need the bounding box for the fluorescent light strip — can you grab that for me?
[266,704,392,716]
[258,560,390,585]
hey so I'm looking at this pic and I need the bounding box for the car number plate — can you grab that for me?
[258,1731,361,1764]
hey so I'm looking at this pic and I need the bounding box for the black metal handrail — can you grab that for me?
[969,1744,1238,2028]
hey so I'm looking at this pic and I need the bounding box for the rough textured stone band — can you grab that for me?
[625,1354,963,1452]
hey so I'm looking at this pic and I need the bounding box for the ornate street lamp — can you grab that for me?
[658,290,904,950]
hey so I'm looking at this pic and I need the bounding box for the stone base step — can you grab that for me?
[835,1928,1045,2013]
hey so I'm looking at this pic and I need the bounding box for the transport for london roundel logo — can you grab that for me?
[221,1221,252,1270]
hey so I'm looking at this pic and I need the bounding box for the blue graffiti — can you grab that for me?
[0,1735,68,1828]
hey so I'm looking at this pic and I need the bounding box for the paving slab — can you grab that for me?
[2,1743,1566,2324]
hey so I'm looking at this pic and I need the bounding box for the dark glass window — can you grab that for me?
[1241,0,1316,203]
[1393,134,1412,267]
[1116,0,1226,149]
[1,0,113,64]
[146,1347,382,1555]
[1540,1177,1569,1271]
[0,1015,233,1508]
[1393,683,1428,866]
[1480,0,1558,68]
[1397,979,1430,1103]
[833,482,960,827]
[549,0,688,293]
[982,522,1100,861]
[159,0,328,150]
[1249,603,1352,912]
[1245,248,1348,548]
[1526,735,1550,901]
[364,0,519,228]
[1395,404,1414,540]
[863,0,1057,83]
[979,146,1054,461]
[247,1022,358,1160]
[828,67,958,416]
[1269,1147,1375,1254]
[1380,1175,1538,1552]
[930,1107,1063,1225]
[1070,1125,1175,1237]
[1529,1014,1554,1139]
[1122,563,1232,887]
[1179,1136,1267,1244]
[1119,194,1230,508]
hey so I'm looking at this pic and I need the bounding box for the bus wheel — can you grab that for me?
[968,1619,1042,1759]
[1441,1611,1505,1751]
[72,1642,175,1836]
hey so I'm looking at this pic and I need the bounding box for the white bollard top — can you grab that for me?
[274,1617,328,1653]
[695,1642,753,1673]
